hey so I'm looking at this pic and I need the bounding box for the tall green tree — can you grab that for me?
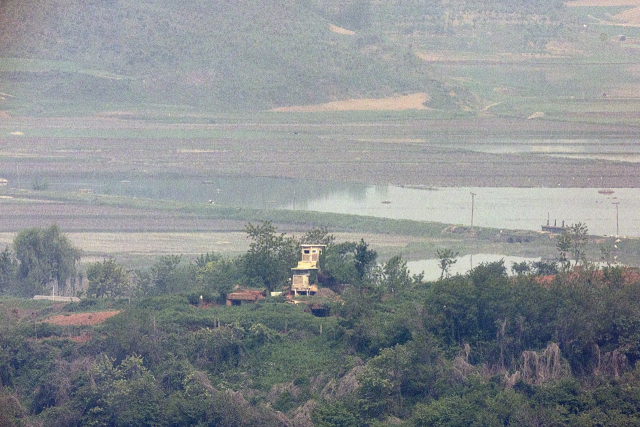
[0,246,17,294]
[358,344,411,417]
[196,256,241,302]
[242,221,299,292]
[511,260,531,276]
[557,222,588,266]
[381,255,414,296]
[354,238,377,283]
[436,249,459,279]
[319,241,358,288]
[86,258,130,299]
[149,255,191,295]
[78,354,163,427]
[530,260,558,276]
[301,226,335,246]
[13,225,81,297]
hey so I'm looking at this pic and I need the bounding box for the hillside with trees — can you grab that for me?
[0,0,450,112]
[1,0,620,114]
[2,223,640,426]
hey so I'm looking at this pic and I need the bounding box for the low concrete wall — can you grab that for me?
[33,295,81,302]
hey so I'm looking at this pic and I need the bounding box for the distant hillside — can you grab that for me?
[0,0,455,113]
[2,0,637,115]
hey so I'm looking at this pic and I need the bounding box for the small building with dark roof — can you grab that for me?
[226,289,265,306]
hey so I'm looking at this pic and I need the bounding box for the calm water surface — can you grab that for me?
[39,175,639,237]
[299,186,637,237]
[406,254,541,282]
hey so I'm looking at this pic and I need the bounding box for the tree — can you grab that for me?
[358,344,411,417]
[0,246,17,294]
[318,239,379,290]
[319,241,358,287]
[354,238,377,283]
[156,255,186,294]
[196,256,241,302]
[381,255,414,296]
[242,221,299,292]
[312,402,358,427]
[557,222,588,265]
[512,261,531,276]
[531,260,558,276]
[127,255,194,298]
[301,226,335,246]
[86,258,130,299]
[79,354,163,427]
[436,249,459,279]
[13,225,81,297]
[194,252,222,269]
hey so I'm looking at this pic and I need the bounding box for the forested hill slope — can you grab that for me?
[0,0,577,114]
[0,0,450,112]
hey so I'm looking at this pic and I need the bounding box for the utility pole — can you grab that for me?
[470,192,476,230]
[613,202,620,236]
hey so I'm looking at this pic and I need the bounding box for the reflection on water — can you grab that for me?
[45,176,366,210]
[304,186,640,237]
[25,174,640,237]
[407,254,541,282]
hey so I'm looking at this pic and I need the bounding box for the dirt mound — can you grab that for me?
[44,310,120,326]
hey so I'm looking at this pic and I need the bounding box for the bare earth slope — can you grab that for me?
[566,0,640,25]
[45,311,120,326]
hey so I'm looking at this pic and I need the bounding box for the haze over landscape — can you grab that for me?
[2,0,640,426]
[1,0,640,255]
[2,0,640,113]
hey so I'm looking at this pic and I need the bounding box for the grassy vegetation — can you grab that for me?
[3,1,640,422]
[5,189,455,238]
[6,249,640,426]
[10,188,640,269]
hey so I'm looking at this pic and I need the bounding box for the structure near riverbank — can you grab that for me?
[33,295,81,302]
[542,218,566,234]
[290,244,326,296]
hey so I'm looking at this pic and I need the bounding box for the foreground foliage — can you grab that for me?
[2,224,640,426]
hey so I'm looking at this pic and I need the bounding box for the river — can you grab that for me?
[43,176,637,237]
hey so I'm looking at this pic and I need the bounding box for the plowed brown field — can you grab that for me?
[44,311,119,326]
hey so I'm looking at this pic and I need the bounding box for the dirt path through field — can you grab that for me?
[271,93,430,112]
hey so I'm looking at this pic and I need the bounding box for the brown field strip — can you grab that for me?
[44,311,120,326]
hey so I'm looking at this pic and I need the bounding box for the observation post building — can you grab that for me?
[291,244,326,296]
